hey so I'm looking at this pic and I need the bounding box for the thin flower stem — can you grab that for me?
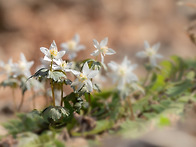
[12,88,16,112]
[32,90,36,109]
[143,70,151,87]
[18,93,25,111]
[50,59,55,106]
[60,84,63,106]
[127,97,134,120]
[87,93,92,115]
[51,79,55,107]
[44,81,49,106]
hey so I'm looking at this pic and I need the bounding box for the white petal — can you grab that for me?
[27,61,34,69]
[53,59,61,65]
[105,48,116,55]
[52,65,61,70]
[150,57,157,67]
[86,80,93,92]
[88,70,99,79]
[71,79,79,86]
[100,37,108,47]
[82,62,90,75]
[93,39,99,49]
[76,82,84,92]
[76,45,85,51]
[8,59,13,65]
[71,70,80,75]
[50,40,57,50]
[152,43,160,52]
[73,34,80,43]
[60,43,68,51]
[20,53,27,62]
[68,53,77,60]
[40,47,50,56]
[56,51,66,59]
[91,49,99,56]
[0,61,4,67]
[108,61,118,71]
[155,54,163,58]
[144,41,150,49]
[136,51,147,58]
[101,54,104,63]
[43,56,52,62]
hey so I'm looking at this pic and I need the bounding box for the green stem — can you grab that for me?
[51,79,55,107]
[18,93,25,111]
[143,70,151,87]
[60,84,63,106]
[127,97,134,120]
[50,59,55,106]
[12,88,16,112]
[32,90,36,109]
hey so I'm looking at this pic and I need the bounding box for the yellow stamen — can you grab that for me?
[60,61,67,69]
[100,46,108,54]
[146,48,156,57]
[19,61,26,71]
[79,73,87,82]
[118,67,126,76]
[50,49,58,57]
[67,40,77,51]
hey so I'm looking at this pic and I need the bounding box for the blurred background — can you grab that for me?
[0,0,196,114]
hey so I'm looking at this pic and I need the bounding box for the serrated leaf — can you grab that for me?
[48,71,66,82]
[28,68,49,80]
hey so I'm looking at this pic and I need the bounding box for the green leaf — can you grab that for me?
[27,68,49,81]
[72,120,113,137]
[158,116,171,127]
[48,71,67,82]
[166,80,192,97]
[150,74,165,91]
[42,106,71,128]
[0,78,19,88]
[160,60,175,78]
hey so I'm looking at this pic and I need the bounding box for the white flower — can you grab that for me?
[61,34,85,60]
[28,78,44,92]
[40,40,66,62]
[14,53,34,77]
[91,37,116,63]
[35,58,51,71]
[136,41,163,67]
[0,58,15,77]
[52,59,73,73]
[71,62,99,92]
[108,56,138,91]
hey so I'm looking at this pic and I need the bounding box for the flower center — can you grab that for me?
[118,66,126,76]
[79,73,87,82]
[100,46,108,54]
[67,40,77,51]
[19,61,26,71]
[50,49,58,57]
[146,48,156,57]
[5,64,12,73]
[60,61,67,69]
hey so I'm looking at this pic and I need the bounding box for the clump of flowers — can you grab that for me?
[0,53,43,111]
